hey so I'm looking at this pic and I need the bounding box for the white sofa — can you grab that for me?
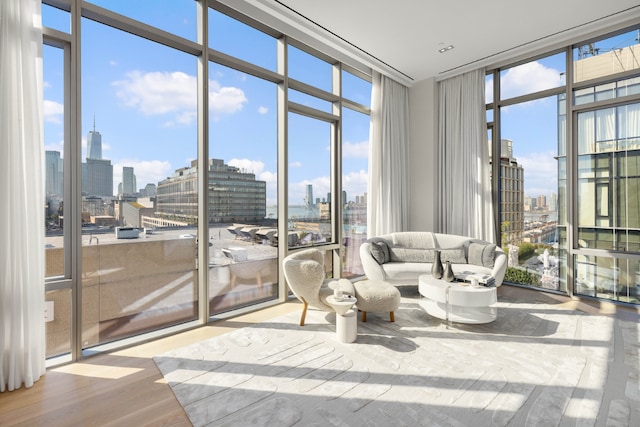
[359,232,507,287]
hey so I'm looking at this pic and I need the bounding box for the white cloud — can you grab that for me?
[45,139,64,153]
[289,161,302,168]
[343,140,368,158]
[342,169,368,199]
[258,106,269,115]
[112,159,173,192]
[209,80,247,116]
[44,100,63,123]
[259,170,277,205]
[500,61,565,100]
[228,158,265,175]
[288,177,331,206]
[517,150,559,197]
[112,70,247,125]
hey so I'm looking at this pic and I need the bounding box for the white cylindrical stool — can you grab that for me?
[336,309,357,343]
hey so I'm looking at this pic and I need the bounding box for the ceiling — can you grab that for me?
[227,0,640,85]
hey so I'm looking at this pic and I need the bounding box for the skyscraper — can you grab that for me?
[305,184,314,209]
[45,150,63,196]
[122,166,137,196]
[82,121,113,197]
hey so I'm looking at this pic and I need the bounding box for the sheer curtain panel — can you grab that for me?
[0,0,46,392]
[437,69,494,242]
[368,71,410,237]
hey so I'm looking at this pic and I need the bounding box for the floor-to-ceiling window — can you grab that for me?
[208,9,279,311]
[43,39,72,358]
[489,26,640,305]
[41,0,371,362]
[341,69,371,277]
[572,28,640,303]
[489,52,567,293]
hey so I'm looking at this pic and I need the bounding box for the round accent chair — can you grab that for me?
[283,248,354,326]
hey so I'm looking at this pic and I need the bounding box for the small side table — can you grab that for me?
[326,295,357,343]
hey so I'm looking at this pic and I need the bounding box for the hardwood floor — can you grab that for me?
[0,302,300,427]
[1,287,638,427]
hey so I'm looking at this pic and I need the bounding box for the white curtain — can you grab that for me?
[368,71,410,237]
[0,0,46,392]
[437,69,494,242]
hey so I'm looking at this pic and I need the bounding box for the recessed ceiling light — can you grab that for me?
[438,45,454,53]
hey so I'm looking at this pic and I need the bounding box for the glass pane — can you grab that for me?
[288,89,332,113]
[288,45,332,92]
[43,3,70,33]
[499,95,565,292]
[577,103,640,254]
[46,288,71,358]
[575,255,640,304]
[342,70,371,107]
[88,0,196,41]
[342,107,369,278]
[81,19,198,348]
[288,113,333,247]
[209,9,276,72]
[208,62,278,315]
[44,44,65,279]
[500,52,566,100]
[485,73,494,104]
[574,28,640,83]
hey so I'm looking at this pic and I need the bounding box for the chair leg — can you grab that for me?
[361,311,367,322]
[299,298,308,326]
[390,311,395,322]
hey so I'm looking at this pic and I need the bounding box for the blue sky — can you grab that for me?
[42,3,639,206]
[42,3,371,207]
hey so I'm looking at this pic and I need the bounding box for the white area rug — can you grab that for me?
[154,290,640,427]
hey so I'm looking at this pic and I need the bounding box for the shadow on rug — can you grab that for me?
[154,295,640,427]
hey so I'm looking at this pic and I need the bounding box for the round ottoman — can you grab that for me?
[353,280,401,322]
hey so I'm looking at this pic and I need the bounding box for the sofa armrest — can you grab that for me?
[491,247,507,287]
[359,242,387,282]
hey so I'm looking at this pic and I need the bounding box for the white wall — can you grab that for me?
[407,77,438,232]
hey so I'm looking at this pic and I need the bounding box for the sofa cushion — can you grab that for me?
[370,241,390,264]
[440,247,467,264]
[389,247,435,263]
[468,242,496,268]
[383,262,433,282]
[391,232,434,249]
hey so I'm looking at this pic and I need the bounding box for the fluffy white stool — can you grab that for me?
[353,280,401,322]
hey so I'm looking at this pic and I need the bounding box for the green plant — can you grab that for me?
[504,266,540,286]
[518,242,536,261]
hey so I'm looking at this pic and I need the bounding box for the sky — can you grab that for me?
[42,2,370,207]
[41,3,639,206]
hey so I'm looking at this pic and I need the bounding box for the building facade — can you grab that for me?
[156,158,266,224]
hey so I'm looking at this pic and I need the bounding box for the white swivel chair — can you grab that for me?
[282,248,354,326]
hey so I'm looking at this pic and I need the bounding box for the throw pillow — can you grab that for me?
[389,247,435,263]
[440,247,467,264]
[370,241,390,264]
[468,242,496,268]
